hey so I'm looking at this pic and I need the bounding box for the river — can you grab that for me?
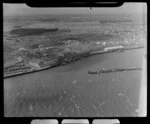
[4,48,146,117]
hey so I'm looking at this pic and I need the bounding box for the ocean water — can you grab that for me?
[4,48,146,117]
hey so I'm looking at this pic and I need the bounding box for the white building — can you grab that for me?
[96,41,101,45]
[29,61,40,68]
[102,42,106,46]
[104,45,124,51]
[64,47,72,53]
[18,47,27,51]
[16,56,23,62]
[28,59,43,68]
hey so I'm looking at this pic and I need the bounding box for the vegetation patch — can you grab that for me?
[9,28,59,37]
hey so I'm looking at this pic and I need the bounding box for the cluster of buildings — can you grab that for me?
[28,58,58,69]
[104,45,124,51]
[15,40,87,68]
[28,59,44,68]
[4,36,132,72]
[64,40,80,45]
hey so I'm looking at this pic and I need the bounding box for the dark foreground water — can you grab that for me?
[4,48,146,117]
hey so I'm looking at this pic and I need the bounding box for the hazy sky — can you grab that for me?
[3,2,146,16]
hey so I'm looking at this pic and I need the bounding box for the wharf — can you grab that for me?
[88,68,142,74]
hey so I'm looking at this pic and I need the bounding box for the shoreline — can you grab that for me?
[4,45,144,79]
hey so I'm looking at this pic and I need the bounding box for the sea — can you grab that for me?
[4,48,147,117]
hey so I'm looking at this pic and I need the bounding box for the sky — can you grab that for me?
[3,2,147,16]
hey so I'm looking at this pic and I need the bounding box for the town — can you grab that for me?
[4,35,144,78]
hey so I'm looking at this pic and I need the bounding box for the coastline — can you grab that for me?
[4,45,144,79]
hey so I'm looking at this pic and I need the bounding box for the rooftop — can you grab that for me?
[29,59,43,64]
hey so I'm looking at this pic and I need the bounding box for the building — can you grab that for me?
[104,45,124,51]
[29,59,44,68]
[96,41,101,45]
[57,52,64,57]
[102,42,106,46]
[63,47,72,53]
[29,61,40,68]
[18,47,27,51]
[4,59,18,67]
[16,56,23,62]
[45,59,58,66]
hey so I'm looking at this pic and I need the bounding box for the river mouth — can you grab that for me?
[4,48,146,117]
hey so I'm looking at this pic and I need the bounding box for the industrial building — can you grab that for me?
[28,59,44,68]
[104,45,124,51]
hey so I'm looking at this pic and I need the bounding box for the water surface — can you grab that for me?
[4,48,146,117]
